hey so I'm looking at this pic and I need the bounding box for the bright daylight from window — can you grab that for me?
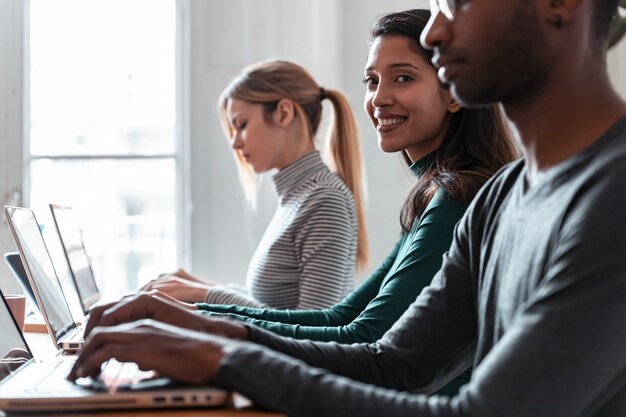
[28,0,177,298]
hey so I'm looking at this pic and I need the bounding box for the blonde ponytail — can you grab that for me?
[323,89,369,271]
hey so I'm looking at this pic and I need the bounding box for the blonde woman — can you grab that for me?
[145,60,368,310]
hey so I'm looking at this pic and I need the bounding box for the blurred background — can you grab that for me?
[1,0,625,300]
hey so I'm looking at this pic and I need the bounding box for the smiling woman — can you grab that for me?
[188,9,518,396]
[66,5,519,402]
[363,35,458,163]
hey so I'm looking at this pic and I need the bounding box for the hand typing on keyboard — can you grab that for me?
[71,359,172,393]
[67,294,248,385]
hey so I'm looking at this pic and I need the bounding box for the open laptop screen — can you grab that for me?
[0,291,33,383]
[4,207,75,339]
[3,253,38,311]
[50,205,100,313]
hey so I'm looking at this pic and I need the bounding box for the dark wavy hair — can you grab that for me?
[370,9,520,233]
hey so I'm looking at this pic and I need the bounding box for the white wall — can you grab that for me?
[0,0,25,293]
[187,0,424,284]
[188,0,626,286]
[186,0,344,283]
[1,0,626,291]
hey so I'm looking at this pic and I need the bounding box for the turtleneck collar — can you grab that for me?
[272,151,327,197]
[408,149,438,178]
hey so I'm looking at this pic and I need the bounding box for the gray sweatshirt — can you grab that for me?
[214,116,626,417]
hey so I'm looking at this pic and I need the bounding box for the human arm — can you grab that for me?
[147,186,358,309]
[210,221,480,416]
[213,164,626,416]
[195,239,402,327]
[71,198,626,417]
[197,193,469,343]
[142,269,267,307]
[141,268,216,303]
[69,320,232,384]
[69,163,626,416]
[69,293,248,382]
[82,292,248,340]
[218,257,626,417]
[202,286,265,308]
[69,211,478,412]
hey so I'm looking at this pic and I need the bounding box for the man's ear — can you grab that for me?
[539,0,584,28]
[273,99,296,127]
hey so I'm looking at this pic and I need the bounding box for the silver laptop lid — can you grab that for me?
[49,204,100,314]
[0,289,34,384]
[4,206,77,349]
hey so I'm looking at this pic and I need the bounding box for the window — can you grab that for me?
[27,0,178,297]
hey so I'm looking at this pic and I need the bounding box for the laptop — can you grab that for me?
[0,289,228,412]
[3,252,38,313]
[49,204,101,315]
[4,206,86,352]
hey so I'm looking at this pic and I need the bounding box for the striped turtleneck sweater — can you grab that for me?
[203,150,357,309]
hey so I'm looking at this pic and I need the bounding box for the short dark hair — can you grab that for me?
[592,0,620,42]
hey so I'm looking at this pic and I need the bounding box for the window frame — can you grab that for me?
[21,0,191,286]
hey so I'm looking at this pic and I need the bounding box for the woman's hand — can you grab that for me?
[147,276,212,303]
[68,319,235,384]
[141,268,214,303]
[162,268,207,284]
[84,292,249,341]
[143,268,211,288]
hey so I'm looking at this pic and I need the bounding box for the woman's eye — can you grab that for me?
[396,75,413,83]
[362,76,378,88]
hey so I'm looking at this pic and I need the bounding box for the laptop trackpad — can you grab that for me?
[75,359,176,393]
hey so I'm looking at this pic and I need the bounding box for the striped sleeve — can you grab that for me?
[203,286,264,308]
[291,186,356,309]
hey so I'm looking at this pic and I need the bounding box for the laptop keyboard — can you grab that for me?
[22,357,154,395]
[25,357,78,394]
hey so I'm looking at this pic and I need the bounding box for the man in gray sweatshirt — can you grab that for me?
[70,1,626,416]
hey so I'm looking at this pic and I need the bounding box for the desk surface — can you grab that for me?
[1,411,277,417]
[3,332,284,417]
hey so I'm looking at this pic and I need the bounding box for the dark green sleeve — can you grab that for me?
[199,191,468,344]
[196,239,402,326]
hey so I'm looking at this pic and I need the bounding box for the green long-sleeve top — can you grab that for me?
[197,154,468,345]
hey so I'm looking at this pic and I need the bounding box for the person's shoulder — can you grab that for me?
[461,158,526,209]
[311,167,350,188]
[300,168,354,202]
[430,157,524,203]
[584,118,626,175]
[485,158,526,193]
[289,170,354,218]
[419,160,524,226]
[453,158,526,232]
[426,186,469,213]
[555,117,626,195]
